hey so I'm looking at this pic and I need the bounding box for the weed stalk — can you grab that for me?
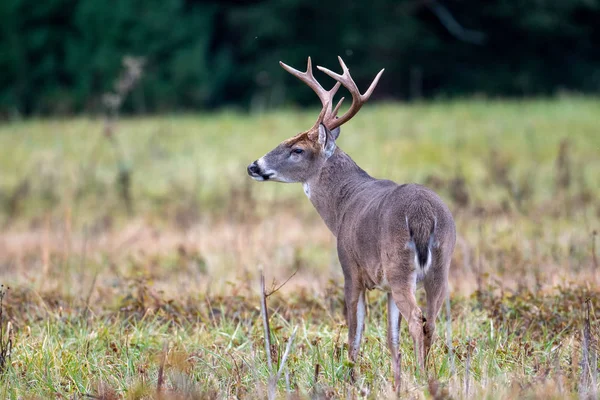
[465,336,471,398]
[102,56,145,215]
[260,270,274,374]
[592,230,598,272]
[446,293,455,377]
[0,286,12,377]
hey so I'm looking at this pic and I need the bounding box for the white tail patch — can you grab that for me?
[414,247,432,282]
[406,239,432,283]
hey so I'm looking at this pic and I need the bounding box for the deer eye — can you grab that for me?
[292,148,304,154]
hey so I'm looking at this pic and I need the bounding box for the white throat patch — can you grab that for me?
[303,182,311,199]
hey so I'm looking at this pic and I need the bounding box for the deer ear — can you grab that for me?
[318,123,336,159]
[331,126,341,140]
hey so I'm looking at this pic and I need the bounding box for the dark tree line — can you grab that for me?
[1,0,599,116]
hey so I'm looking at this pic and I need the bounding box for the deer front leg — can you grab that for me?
[339,248,365,364]
[345,281,366,362]
[387,292,402,389]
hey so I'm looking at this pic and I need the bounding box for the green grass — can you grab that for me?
[1,97,598,223]
[0,97,599,398]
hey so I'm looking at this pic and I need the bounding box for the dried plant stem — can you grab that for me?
[0,286,12,375]
[465,337,471,398]
[260,270,273,374]
[285,369,291,394]
[276,326,298,380]
[102,56,144,215]
[592,230,598,272]
[268,326,298,400]
[446,293,455,377]
[83,272,98,323]
[579,298,597,399]
[260,270,298,400]
[476,220,484,297]
[157,341,168,393]
[313,363,321,389]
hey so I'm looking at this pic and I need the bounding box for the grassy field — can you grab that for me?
[0,97,599,398]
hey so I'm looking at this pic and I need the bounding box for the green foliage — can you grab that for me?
[0,0,228,115]
[1,0,599,115]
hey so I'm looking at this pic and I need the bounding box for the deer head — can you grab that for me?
[247,57,384,183]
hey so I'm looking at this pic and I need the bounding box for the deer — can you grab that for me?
[247,57,456,384]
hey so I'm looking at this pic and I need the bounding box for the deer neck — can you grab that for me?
[304,148,373,236]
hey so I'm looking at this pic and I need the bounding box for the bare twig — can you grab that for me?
[0,285,12,376]
[592,230,598,271]
[82,272,98,322]
[476,220,484,298]
[590,349,598,400]
[229,353,243,398]
[275,326,298,381]
[81,226,97,323]
[446,293,455,377]
[465,337,471,398]
[285,369,291,394]
[457,235,472,277]
[260,271,274,374]
[102,56,145,215]
[266,268,299,297]
[157,340,169,393]
[260,269,299,399]
[579,298,597,399]
[268,326,298,400]
[427,0,486,45]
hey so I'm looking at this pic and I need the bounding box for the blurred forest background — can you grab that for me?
[1,0,600,117]
[1,1,600,398]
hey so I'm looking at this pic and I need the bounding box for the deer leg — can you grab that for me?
[423,261,450,365]
[391,282,426,373]
[345,284,366,362]
[339,247,365,364]
[343,280,365,383]
[387,292,402,389]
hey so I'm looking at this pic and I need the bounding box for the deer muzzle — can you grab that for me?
[247,161,273,181]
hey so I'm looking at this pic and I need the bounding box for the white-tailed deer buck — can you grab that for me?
[247,57,456,383]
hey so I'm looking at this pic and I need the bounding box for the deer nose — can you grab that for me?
[247,162,260,176]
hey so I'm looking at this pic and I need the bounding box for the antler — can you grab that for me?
[280,56,384,132]
[279,57,343,131]
[317,56,385,131]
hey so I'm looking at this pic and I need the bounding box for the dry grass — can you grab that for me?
[0,97,599,398]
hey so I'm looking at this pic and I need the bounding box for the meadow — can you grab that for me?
[0,97,599,399]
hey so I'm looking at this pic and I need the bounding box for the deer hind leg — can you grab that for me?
[423,256,450,365]
[390,276,426,373]
[387,292,402,389]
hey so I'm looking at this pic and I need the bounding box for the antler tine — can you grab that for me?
[317,56,384,130]
[332,97,345,118]
[280,57,341,130]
